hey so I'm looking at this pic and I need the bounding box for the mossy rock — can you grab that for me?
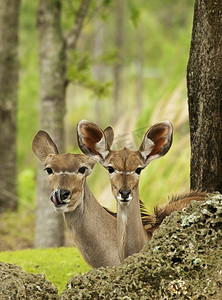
[0,262,58,300]
[61,194,222,299]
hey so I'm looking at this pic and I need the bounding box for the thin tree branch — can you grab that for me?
[66,0,92,50]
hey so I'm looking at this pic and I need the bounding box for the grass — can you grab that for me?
[0,247,90,294]
[0,206,90,294]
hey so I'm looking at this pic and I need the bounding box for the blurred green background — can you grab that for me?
[18,0,193,214]
[0,0,195,291]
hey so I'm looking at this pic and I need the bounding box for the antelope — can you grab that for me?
[32,130,121,268]
[77,120,206,262]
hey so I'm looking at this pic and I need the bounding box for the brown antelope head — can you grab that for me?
[32,130,96,213]
[77,120,173,206]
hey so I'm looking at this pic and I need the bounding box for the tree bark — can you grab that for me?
[112,0,125,123]
[187,0,222,193]
[92,20,104,124]
[35,0,66,247]
[66,0,91,50]
[0,0,20,212]
[135,29,145,112]
[35,0,91,248]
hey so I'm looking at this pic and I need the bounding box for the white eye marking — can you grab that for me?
[53,171,77,176]
[114,170,140,175]
[126,171,134,175]
[105,164,143,176]
[115,170,122,174]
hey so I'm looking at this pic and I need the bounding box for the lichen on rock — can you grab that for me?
[0,262,58,300]
[60,194,222,300]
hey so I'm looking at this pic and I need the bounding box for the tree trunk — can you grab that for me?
[35,0,66,247]
[135,29,145,112]
[187,0,222,193]
[92,20,104,125]
[112,0,125,123]
[0,0,20,212]
[35,0,91,248]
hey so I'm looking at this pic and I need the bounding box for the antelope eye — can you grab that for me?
[78,166,87,174]
[135,167,142,175]
[107,166,115,174]
[44,167,53,175]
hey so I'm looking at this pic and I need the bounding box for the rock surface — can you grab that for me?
[60,195,222,299]
[0,262,58,299]
[0,194,221,299]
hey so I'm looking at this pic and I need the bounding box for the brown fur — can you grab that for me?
[141,191,207,233]
[77,120,206,260]
[32,130,121,268]
[105,192,207,233]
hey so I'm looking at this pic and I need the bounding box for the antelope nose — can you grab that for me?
[51,189,71,206]
[119,189,131,200]
[60,189,71,201]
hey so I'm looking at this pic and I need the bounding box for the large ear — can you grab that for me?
[139,121,173,165]
[32,130,59,163]
[104,126,114,149]
[77,120,110,162]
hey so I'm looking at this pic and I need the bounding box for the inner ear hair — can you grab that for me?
[77,120,109,161]
[78,124,103,157]
[139,121,173,163]
[148,122,173,156]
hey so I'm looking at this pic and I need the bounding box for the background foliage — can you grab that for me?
[18,0,194,211]
[0,0,195,291]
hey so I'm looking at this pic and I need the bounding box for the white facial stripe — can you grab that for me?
[115,170,135,175]
[115,170,123,174]
[114,169,142,175]
[54,171,77,176]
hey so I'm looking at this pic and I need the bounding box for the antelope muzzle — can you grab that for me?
[117,189,132,203]
[50,189,71,206]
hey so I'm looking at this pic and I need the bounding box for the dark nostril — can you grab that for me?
[60,189,71,200]
[119,189,131,199]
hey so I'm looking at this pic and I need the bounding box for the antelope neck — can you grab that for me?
[117,191,147,261]
[64,181,120,268]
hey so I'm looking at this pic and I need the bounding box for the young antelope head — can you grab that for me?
[32,130,95,213]
[77,120,173,205]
